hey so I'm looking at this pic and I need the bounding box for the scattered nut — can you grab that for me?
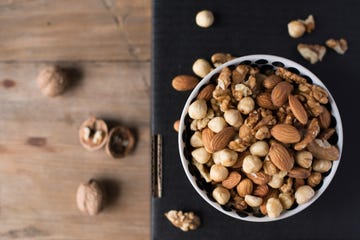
[211,53,235,67]
[105,126,135,159]
[36,65,67,97]
[76,179,104,216]
[193,58,212,78]
[287,20,306,38]
[173,120,180,132]
[79,117,108,151]
[212,186,231,205]
[295,185,315,204]
[297,43,327,64]
[195,10,214,28]
[325,38,348,55]
[172,75,199,91]
[164,210,201,231]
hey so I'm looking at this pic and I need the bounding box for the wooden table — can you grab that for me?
[0,1,151,239]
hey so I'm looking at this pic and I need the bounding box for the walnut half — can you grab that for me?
[164,210,201,231]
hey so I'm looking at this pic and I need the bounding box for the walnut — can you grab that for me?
[79,117,109,151]
[36,65,67,97]
[297,43,327,64]
[280,178,294,194]
[164,210,201,231]
[217,67,232,90]
[326,38,348,55]
[232,65,249,83]
[228,138,250,152]
[244,110,260,128]
[275,67,307,84]
[190,109,215,131]
[106,126,135,159]
[232,83,252,101]
[76,179,104,216]
[311,85,329,104]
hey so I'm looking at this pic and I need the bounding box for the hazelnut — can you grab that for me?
[76,179,104,216]
[210,164,229,182]
[188,99,208,120]
[249,141,269,157]
[244,195,263,207]
[255,126,271,140]
[295,150,313,168]
[242,155,263,173]
[208,117,227,133]
[237,97,255,115]
[212,186,230,205]
[295,185,315,204]
[287,20,306,38]
[195,10,214,28]
[79,117,108,151]
[312,159,332,173]
[105,126,135,159]
[36,65,67,97]
[213,148,238,167]
[268,174,284,189]
[307,172,322,187]
[192,58,212,78]
[192,147,211,164]
[224,109,243,128]
[190,131,203,147]
[266,198,283,218]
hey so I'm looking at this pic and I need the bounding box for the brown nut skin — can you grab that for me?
[76,179,104,216]
[106,126,135,159]
[36,65,67,97]
[79,117,108,151]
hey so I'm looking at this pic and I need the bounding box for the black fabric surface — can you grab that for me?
[151,0,360,239]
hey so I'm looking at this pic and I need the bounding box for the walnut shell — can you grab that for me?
[76,179,104,216]
[36,65,67,97]
[106,126,135,158]
[79,117,108,151]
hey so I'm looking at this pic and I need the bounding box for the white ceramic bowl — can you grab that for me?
[178,54,343,222]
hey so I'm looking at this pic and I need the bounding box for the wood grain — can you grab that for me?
[0,0,151,239]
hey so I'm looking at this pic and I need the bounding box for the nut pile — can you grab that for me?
[186,63,339,218]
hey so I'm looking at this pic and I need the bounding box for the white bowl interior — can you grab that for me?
[178,54,343,222]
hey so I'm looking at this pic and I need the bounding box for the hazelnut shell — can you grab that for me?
[79,117,108,151]
[106,126,135,158]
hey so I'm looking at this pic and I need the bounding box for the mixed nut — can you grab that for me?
[185,63,339,218]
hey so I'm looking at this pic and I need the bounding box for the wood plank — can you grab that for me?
[0,62,151,239]
[0,0,151,62]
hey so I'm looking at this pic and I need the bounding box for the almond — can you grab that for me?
[253,184,269,197]
[246,172,271,185]
[197,84,216,101]
[288,167,311,179]
[288,95,308,125]
[236,178,253,197]
[318,106,331,129]
[222,171,241,189]
[201,128,215,153]
[210,127,235,152]
[263,75,282,89]
[271,81,293,107]
[270,124,301,144]
[256,92,277,110]
[171,75,199,91]
[268,142,294,171]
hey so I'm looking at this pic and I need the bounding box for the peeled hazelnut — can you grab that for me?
[210,164,229,182]
[249,141,269,157]
[268,174,284,189]
[195,10,214,28]
[244,195,263,207]
[190,131,203,148]
[36,65,67,97]
[189,99,208,120]
[208,117,227,133]
[224,109,243,128]
[266,198,283,218]
[242,155,263,173]
[192,58,212,78]
[238,97,255,115]
[105,126,135,159]
[212,186,230,205]
[287,20,306,38]
[295,150,313,168]
[295,185,315,204]
[213,148,238,167]
[279,193,294,210]
[192,147,211,164]
[312,159,332,173]
[79,117,108,151]
[76,179,104,216]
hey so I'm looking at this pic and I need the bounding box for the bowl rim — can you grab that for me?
[178,54,343,222]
